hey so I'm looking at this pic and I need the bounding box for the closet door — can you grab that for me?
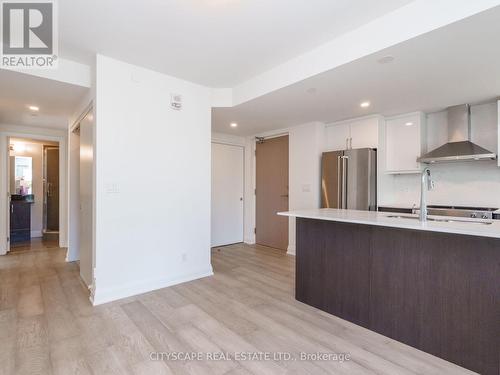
[211,143,244,247]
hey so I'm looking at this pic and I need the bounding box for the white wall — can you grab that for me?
[92,55,212,305]
[0,124,67,254]
[379,102,500,208]
[287,122,324,255]
[211,132,245,146]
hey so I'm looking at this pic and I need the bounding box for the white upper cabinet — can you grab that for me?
[385,112,426,173]
[325,123,350,151]
[325,116,379,151]
[350,117,380,149]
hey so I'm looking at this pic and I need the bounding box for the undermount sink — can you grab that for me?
[384,214,493,225]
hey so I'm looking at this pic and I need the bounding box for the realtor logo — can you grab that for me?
[1,0,58,68]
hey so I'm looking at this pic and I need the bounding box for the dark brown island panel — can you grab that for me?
[296,217,500,375]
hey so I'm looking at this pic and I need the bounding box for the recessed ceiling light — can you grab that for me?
[377,55,395,64]
[405,122,414,126]
[360,101,371,108]
[28,105,39,111]
[230,122,238,128]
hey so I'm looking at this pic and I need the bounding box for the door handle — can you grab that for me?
[337,156,341,207]
[342,156,348,209]
[280,194,289,198]
[11,204,13,214]
[350,137,353,149]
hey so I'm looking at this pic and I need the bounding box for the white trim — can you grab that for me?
[287,244,296,256]
[91,267,214,305]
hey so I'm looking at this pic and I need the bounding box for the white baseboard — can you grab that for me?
[31,230,42,238]
[287,244,296,256]
[90,266,214,306]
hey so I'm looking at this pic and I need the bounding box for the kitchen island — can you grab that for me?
[279,209,500,375]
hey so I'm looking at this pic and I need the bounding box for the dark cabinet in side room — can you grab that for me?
[10,197,32,243]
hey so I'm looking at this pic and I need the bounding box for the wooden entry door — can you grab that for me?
[256,135,289,250]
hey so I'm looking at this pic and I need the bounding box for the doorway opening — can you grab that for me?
[255,135,289,251]
[8,137,60,252]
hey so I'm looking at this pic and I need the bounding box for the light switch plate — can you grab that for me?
[105,183,120,194]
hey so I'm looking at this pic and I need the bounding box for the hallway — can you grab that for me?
[0,244,474,375]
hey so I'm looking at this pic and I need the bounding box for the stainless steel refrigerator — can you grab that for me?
[321,148,377,211]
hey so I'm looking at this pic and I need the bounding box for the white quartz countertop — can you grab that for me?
[278,209,500,239]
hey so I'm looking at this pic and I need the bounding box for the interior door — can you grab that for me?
[211,143,244,247]
[79,110,94,287]
[44,147,59,231]
[256,135,289,250]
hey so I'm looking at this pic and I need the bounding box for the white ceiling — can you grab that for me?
[212,6,500,135]
[59,0,413,87]
[0,69,89,129]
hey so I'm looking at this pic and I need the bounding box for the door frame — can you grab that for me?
[210,141,245,247]
[68,102,96,294]
[0,131,66,255]
[252,131,290,251]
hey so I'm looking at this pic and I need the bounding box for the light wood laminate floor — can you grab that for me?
[0,243,476,375]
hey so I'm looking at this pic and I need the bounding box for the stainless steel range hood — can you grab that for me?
[417,104,497,164]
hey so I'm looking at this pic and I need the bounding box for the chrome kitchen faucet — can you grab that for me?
[420,167,435,222]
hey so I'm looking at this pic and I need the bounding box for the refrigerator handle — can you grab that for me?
[337,155,341,207]
[342,156,348,209]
